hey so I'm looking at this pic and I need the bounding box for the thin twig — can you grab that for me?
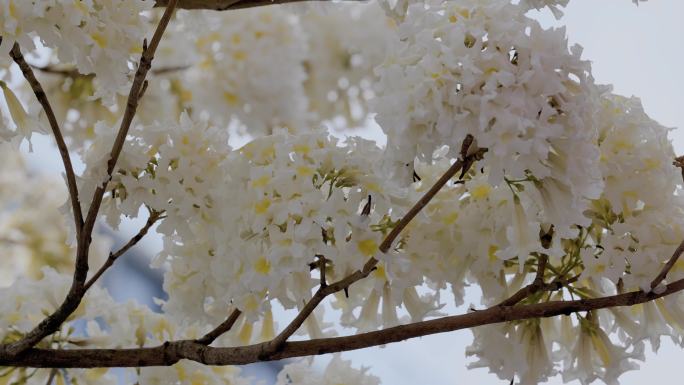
[44,368,57,385]
[9,44,84,237]
[83,210,163,291]
[650,239,684,290]
[81,0,178,239]
[318,255,327,288]
[31,64,191,78]
[379,139,486,253]
[196,309,243,345]
[0,0,179,358]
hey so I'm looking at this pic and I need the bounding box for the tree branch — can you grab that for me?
[83,210,163,291]
[650,239,684,290]
[380,137,486,253]
[0,0,179,359]
[31,64,191,79]
[9,44,84,237]
[81,0,178,241]
[263,136,486,354]
[4,276,684,368]
[154,0,354,11]
[196,309,243,345]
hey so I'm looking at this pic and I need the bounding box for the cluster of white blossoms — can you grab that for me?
[176,7,310,135]
[0,0,152,101]
[5,1,396,149]
[584,94,684,292]
[374,0,602,195]
[0,0,682,384]
[299,1,394,127]
[81,112,232,233]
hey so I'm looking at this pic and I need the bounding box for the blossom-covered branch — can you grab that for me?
[3,276,684,368]
[265,136,484,353]
[154,0,347,11]
[0,0,180,359]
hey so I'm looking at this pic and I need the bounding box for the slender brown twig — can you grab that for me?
[9,44,84,237]
[0,0,179,359]
[44,368,58,385]
[196,309,243,345]
[31,64,191,78]
[81,0,178,241]
[83,210,163,291]
[379,139,486,253]
[650,238,684,290]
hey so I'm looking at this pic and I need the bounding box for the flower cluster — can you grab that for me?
[157,130,402,331]
[0,0,152,102]
[458,90,684,383]
[300,1,394,127]
[374,0,601,196]
[162,7,309,135]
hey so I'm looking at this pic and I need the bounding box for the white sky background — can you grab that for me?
[12,0,684,384]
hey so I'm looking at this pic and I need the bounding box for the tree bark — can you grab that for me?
[2,277,682,368]
[154,0,351,11]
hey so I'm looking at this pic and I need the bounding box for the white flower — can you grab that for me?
[498,195,545,270]
[562,314,643,385]
[0,80,47,149]
[276,354,380,385]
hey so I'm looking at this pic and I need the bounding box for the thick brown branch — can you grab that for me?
[9,44,84,237]
[4,277,684,368]
[196,309,242,345]
[650,239,684,290]
[0,0,179,358]
[154,0,349,11]
[83,210,163,291]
